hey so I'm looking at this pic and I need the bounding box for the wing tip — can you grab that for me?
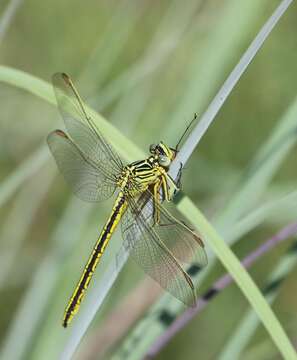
[47,129,68,140]
[61,72,71,84]
[47,129,69,149]
[54,129,68,138]
[52,72,71,85]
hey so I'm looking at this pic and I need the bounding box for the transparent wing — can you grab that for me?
[121,190,207,306]
[47,129,116,202]
[52,72,123,175]
[129,190,207,267]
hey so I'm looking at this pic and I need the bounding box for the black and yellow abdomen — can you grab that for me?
[63,192,127,327]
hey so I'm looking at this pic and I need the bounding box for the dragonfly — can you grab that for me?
[47,73,208,328]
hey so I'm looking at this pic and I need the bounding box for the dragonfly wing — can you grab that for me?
[52,72,123,175]
[130,190,208,268]
[121,194,203,306]
[47,130,116,202]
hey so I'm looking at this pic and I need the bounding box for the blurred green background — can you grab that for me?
[1,0,297,359]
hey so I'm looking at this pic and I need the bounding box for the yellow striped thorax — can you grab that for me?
[117,142,177,197]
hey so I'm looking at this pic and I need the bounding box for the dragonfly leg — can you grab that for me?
[153,173,171,225]
[152,174,174,226]
[158,167,179,201]
[175,162,183,191]
[153,179,162,225]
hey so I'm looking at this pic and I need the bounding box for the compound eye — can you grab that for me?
[149,144,156,154]
[159,155,170,167]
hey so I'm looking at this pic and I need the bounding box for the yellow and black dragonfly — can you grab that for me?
[47,73,208,328]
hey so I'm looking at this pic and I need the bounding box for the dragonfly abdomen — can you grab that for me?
[63,192,127,327]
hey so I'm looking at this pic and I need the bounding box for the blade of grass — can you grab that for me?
[0,145,49,208]
[226,190,297,242]
[170,0,294,177]
[132,26,297,358]
[219,241,297,359]
[29,217,125,360]
[0,197,93,360]
[60,244,129,360]
[147,222,297,359]
[82,222,297,359]
[165,0,272,142]
[220,294,276,360]
[177,197,296,360]
[0,65,143,161]
[108,95,297,360]
[0,165,55,287]
[78,0,145,90]
[216,95,297,231]
[0,0,24,44]
[78,278,161,360]
[242,340,283,360]
[90,0,202,110]
[108,0,201,134]
[114,197,297,360]
[111,188,297,360]
[112,2,296,353]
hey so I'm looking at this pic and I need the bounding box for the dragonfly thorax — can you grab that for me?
[117,142,176,196]
[118,160,156,195]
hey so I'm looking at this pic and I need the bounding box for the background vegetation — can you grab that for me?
[1,0,297,359]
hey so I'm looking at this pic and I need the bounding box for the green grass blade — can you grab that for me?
[0,65,143,162]
[226,190,297,242]
[220,251,297,359]
[219,294,276,360]
[0,145,49,208]
[112,189,297,359]
[0,197,92,360]
[0,166,55,288]
[171,0,294,175]
[114,196,297,360]
[178,196,296,360]
[112,1,296,357]
[216,95,297,231]
[165,0,272,141]
[78,0,145,90]
[0,0,24,44]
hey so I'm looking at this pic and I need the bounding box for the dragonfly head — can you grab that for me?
[149,141,176,168]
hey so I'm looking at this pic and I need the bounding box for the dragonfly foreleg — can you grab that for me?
[175,162,183,191]
[159,167,179,201]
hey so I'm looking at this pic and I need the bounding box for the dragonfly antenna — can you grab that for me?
[175,113,198,152]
